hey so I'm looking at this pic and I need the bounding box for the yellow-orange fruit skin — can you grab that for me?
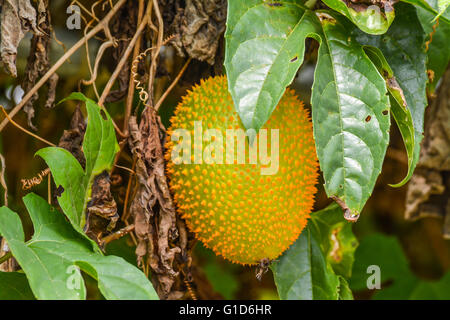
[165,76,318,265]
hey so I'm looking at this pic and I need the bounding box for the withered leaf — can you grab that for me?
[21,0,56,129]
[128,108,194,299]
[0,0,41,77]
[164,0,227,65]
[85,171,119,248]
[58,105,86,168]
[406,67,450,238]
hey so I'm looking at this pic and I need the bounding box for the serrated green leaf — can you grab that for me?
[311,13,391,217]
[272,205,356,300]
[224,0,321,133]
[36,93,119,233]
[353,3,428,187]
[0,193,157,300]
[0,272,35,300]
[322,0,395,34]
[362,46,416,187]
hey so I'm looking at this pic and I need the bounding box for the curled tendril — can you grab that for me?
[131,35,176,104]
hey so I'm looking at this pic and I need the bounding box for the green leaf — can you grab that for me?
[311,13,391,217]
[272,226,340,300]
[418,7,450,92]
[401,0,450,22]
[321,0,395,34]
[272,205,356,300]
[338,276,353,300]
[224,0,320,133]
[0,193,157,300]
[350,233,450,299]
[350,233,411,291]
[0,272,35,300]
[309,204,358,278]
[203,263,239,300]
[36,93,119,233]
[362,46,416,188]
[437,0,450,17]
[408,273,450,299]
[353,3,428,187]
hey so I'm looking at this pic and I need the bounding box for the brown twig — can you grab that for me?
[71,0,100,22]
[0,153,7,207]
[47,172,51,204]
[124,0,145,136]
[101,224,135,245]
[0,0,127,132]
[114,164,136,175]
[98,4,151,106]
[330,195,360,222]
[0,106,55,146]
[82,19,100,99]
[147,0,164,107]
[121,157,137,223]
[154,58,192,111]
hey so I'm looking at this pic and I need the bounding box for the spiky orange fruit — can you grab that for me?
[165,76,318,265]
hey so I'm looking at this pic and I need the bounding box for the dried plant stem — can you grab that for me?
[0,153,7,207]
[102,224,135,244]
[122,157,137,223]
[124,0,145,136]
[0,0,127,132]
[98,5,151,106]
[154,58,192,111]
[0,106,55,146]
[48,173,51,204]
[82,20,100,99]
[147,0,164,107]
[71,0,100,22]
[114,164,136,175]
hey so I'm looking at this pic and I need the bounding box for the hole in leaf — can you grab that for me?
[100,109,107,120]
[266,2,283,6]
[55,185,65,197]
[382,110,388,115]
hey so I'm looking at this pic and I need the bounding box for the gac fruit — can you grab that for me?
[165,76,318,265]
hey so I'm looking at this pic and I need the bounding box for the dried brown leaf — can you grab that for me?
[127,108,194,299]
[58,105,86,168]
[163,0,226,65]
[0,0,41,77]
[85,171,119,248]
[406,67,450,238]
[105,1,138,103]
[20,0,56,129]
